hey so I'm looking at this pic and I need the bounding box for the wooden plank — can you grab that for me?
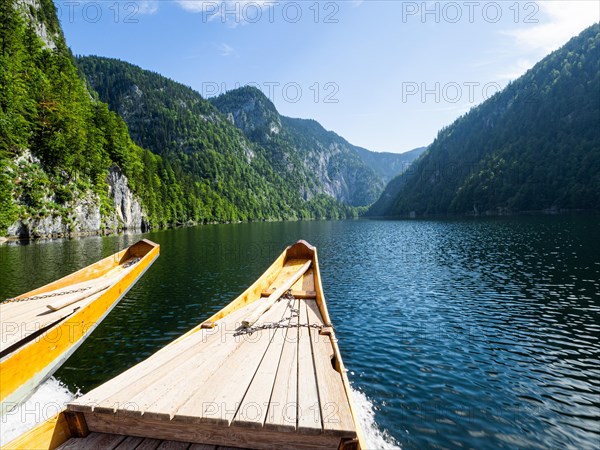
[1,292,102,353]
[297,301,322,434]
[156,440,191,450]
[84,412,341,450]
[264,298,299,432]
[46,276,116,311]
[232,299,296,428]
[70,300,263,414]
[57,432,126,450]
[265,259,307,292]
[109,300,270,419]
[188,445,217,450]
[113,435,144,449]
[260,289,316,299]
[173,298,292,425]
[56,438,86,450]
[306,300,356,437]
[301,269,315,292]
[134,438,162,450]
[241,260,311,328]
[1,243,160,413]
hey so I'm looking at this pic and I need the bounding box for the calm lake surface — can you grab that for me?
[1,216,599,449]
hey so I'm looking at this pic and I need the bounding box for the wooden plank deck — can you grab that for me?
[0,258,139,354]
[68,258,356,449]
[57,432,248,450]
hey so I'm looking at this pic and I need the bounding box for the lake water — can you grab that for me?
[1,216,599,449]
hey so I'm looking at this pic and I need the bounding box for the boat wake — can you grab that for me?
[350,386,401,449]
[0,377,76,446]
[1,378,399,449]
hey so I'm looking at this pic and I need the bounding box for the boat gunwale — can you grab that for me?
[4,240,366,450]
[0,239,160,412]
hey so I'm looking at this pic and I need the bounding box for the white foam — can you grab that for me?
[350,386,402,450]
[1,378,398,449]
[0,377,76,446]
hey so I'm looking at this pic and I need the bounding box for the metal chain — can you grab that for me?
[3,286,93,304]
[3,258,141,304]
[234,290,324,337]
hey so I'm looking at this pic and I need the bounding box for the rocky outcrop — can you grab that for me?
[106,166,147,231]
[17,0,59,49]
[5,154,148,240]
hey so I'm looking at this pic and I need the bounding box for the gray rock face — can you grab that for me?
[6,159,148,239]
[106,166,147,231]
[18,0,58,49]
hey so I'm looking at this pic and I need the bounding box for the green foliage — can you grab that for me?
[0,0,361,235]
[372,24,600,216]
[77,57,359,221]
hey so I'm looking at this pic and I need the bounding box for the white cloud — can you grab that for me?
[217,42,237,57]
[136,1,159,15]
[505,1,599,54]
[497,1,598,82]
[177,0,276,18]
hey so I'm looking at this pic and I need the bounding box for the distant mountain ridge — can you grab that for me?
[354,146,426,183]
[370,24,600,217]
[209,86,422,206]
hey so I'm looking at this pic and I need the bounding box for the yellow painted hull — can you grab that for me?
[0,239,160,415]
[3,240,364,450]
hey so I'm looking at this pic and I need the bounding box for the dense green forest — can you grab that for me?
[76,57,357,221]
[0,0,358,236]
[370,24,600,217]
[0,0,174,232]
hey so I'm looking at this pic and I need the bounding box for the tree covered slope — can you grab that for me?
[77,56,357,219]
[0,0,177,234]
[370,24,600,217]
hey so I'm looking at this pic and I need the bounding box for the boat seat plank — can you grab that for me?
[70,300,265,414]
[297,300,322,434]
[83,412,342,450]
[305,300,356,436]
[56,432,126,450]
[1,293,99,353]
[231,299,298,428]
[260,289,316,299]
[264,299,300,432]
[173,298,292,425]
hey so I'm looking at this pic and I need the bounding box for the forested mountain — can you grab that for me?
[0,0,363,238]
[210,87,421,206]
[0,0,172,236]
[370,24,600,217]
[77,56,359,223]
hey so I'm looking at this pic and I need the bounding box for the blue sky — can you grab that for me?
[56,1,599,153]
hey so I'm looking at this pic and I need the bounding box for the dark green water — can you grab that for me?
[1,216,599,449]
